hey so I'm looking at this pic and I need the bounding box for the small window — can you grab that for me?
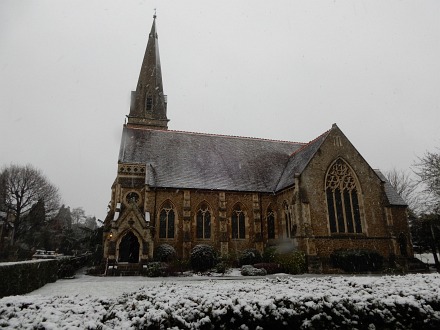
[126,192,140,204]
[159,201,175,239]
[283,202,292,238]
[267,208,275,239]
[146,96,153,110]
[196,203,211,239]
[231,204,245,239]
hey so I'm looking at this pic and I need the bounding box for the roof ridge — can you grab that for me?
[125,125,306,145]
[273,128,332,192]
[288,128,331,157]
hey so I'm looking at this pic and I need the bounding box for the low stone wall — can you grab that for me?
[0,259,58,298]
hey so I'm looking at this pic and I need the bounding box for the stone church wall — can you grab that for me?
[150,190,269,259]
[298,127,408,265]
[103,128,412,271]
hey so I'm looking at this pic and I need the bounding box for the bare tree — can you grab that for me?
[414,149,440,212]
[0,164,61,241]
[386,168,421,214]
[84,216,97,230]
[410,149,440,266]
[71,207,86,226]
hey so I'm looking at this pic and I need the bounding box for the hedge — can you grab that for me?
[0,255,90,297]
[0,260,58,298]
[331,249,384,272]
[97,276,440,329]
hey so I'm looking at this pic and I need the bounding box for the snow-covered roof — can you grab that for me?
[118,126,403,203]
[119,127,306,192]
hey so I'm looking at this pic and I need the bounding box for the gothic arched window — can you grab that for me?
[196,203,211,239]
[326,159,362,234]
[231,204,245,239]
[267,207,275,239]
[283,201,292,238]
[159,201,175,239]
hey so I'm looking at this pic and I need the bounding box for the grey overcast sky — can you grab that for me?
[1,0,439,220]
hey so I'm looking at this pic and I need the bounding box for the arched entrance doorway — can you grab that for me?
[118,231,140,263]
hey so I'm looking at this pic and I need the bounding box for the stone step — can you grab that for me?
[106,263,141,276]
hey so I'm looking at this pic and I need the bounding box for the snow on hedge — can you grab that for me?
[1,274,440,329]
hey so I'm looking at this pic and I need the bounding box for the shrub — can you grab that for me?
[238,249,262,266]
[275,251,307,274]
[165,259,190,276]
[153,244,177,262]
[190,244,218,272]
[143,262,165,277]
[262,247,306,274]
[241,265,267,276]
[214,261,229,274]
[331,249,384,273]
[254,262,281,274]
[221,252,239,268]
[262,246,278,263]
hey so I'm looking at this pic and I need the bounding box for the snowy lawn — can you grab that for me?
[416,253,439,265]
[1,272,440,329]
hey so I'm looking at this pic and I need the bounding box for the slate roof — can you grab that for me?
[276,130,331,191]
[374,170,408,206]
[119,127,306,192]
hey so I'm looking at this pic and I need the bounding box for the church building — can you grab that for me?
[103,16,412,272]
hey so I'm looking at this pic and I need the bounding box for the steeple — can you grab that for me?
[127,14,168,129]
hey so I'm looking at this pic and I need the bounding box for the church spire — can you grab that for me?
[127,14,168,129]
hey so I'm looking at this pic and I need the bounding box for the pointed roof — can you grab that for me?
[127,15,168,129]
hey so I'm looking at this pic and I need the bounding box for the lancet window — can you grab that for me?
[159,201,175,239]
[231,204,245,239]
[267,207,275,239]
[283,202,292,238]
[196,203,211,239]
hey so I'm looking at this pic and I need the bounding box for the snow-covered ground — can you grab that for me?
[1,271,440,329]
[416,253,439,265]
[25,268,265,299]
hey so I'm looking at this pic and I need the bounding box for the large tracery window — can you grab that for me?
[196,203,211,239]
[159,201,175,239]
[231,204,245,239]
[326,159,362,234]
[267,207,275,239]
